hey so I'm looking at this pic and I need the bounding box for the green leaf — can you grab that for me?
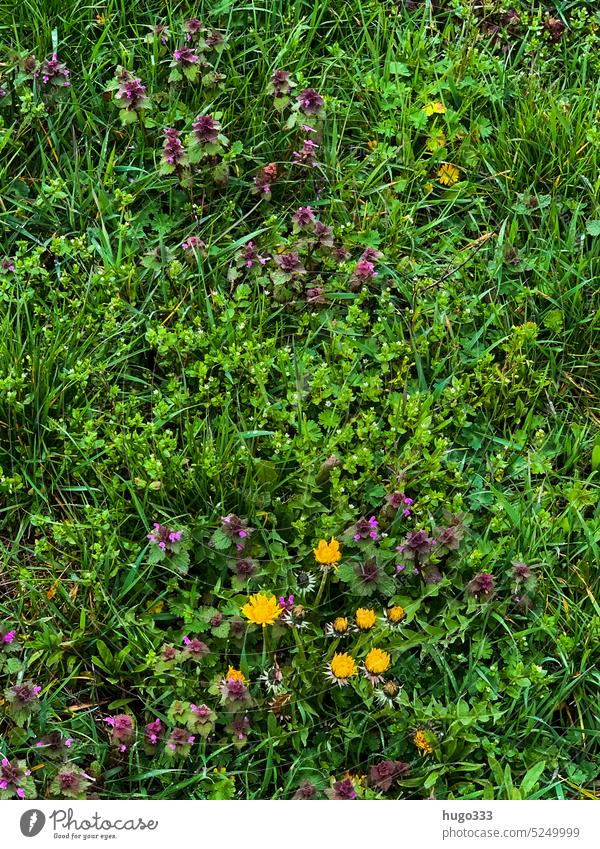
[585,219,600,236]
[520,761,545,796]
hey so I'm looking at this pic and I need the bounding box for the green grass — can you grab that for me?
[0,0,599,801]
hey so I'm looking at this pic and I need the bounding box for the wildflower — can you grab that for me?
[258,663,284,694]
[374,679,402,707]
[159,644,178,663]
[280,604,309,630]
[103,714,135,752]
[413,728,434,755]
[355,607,377,631]
[434,523,464,553]
[367,139,378,150]
[274,252,306,276]
[341,557,394,597]
[297,88,324,115]
[325,616,352,637]
[279,594,294,612]
[269,692,292,723]
[293,138,319,167]
[386,491,414,516]
[0,625,17,647]
[385,605,406,627]
[0,758,31,800]
[192,114,221,144]
[325,652,357,686]
[368,760,410,791]
[293,780,317,799]
[219,677,251,705]
[252,162,278,198]
[173,46,199,66]
[165,727,195,756]
[220,514,253,542]
[398,529,436,562]
[225,666,246,683]
[313,220,334,249]
[188,704,216,736]
[292,206,316,231]
[115,70,148,112]
[147,522,183,552]
[51,764,93,800]
[1,258,15,274]
[512,561,532,581]
[314,538,341,568]
[241,593,282,626]
[467,572,495,599]
[182,636,209,659]
[239,243,268,270]
[41,53,70,87]
[326,777,357,800]
[352,515,379,541]
[34,731,73,760]
[422,101,446,116]
[185,18,205,41]
[333,244,350,262]
[306,287,326,305]
[268,69,295,98]
[351,258,377,288]
[144,718,164,750]
[228,714,250,744]
[181,235,205,253]
[161,128,188,172]
[5,682,42,723]
[438,163,460,186]
[295,570,317,596]
[362,648,391,684]
[204,29,224,50]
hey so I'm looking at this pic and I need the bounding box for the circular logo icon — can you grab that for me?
[20,810,46,837]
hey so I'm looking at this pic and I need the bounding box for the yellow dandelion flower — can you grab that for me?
[367,139,378,150]
[314,538,341,567]
[355,607,377,631]
[437,163,460,186]
[225,666,246,683]
[241,593,282,626]
[326,652,358,686]
[414,729,434,755]
[364,648,391,676]
[422,101,447,116]
[334,616,349,632]
[386,605,406,625]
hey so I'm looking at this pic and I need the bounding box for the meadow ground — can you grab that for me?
[0,0,599,801]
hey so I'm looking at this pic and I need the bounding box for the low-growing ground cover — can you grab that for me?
[0,0,599,801]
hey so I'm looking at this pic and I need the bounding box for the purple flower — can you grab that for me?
[54,765,93,799]
[368,760,410,791]
[0,758,31,799]
[205,30,224,49]
[182,636,209,659]
[293,780,317,799]
[166,727,195,754]
[352,515,379,541]
[292,206,316,229]
[161,128,188,171]
[240,242,268,269]
[185,18,205,41]
[34,731,73,759]
[467,572,495,599]
[279,595,294,611]
[512,561,532,581]
[103,714,135,749]
[144,718,164,747]
[306,287,326,304]
[147,522,183,553]
[313,221,334,248]
[181,236,205,252]
[41,53,70,87]
[229,714,250,742]
[293,139,319,167]
[173,46,199,66]
[326,777,357,800]
[402,529,436,558]
[220,678,251,704]
[352,258,377,282]
[274,252,306,276]
[6,682,41,709]
[115,70,148,112]
[220,514,253,541]
[192,114,221,144]
[297,88,324,115]
[333,245,350,263]
[268,69,295,98]
[252,162,278,198]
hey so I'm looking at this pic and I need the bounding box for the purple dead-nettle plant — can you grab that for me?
[293,138,319,167]
[252,162,278,199]
[5,681,42,725]
[160,128,188,175]
[213,514,254,552]
[41,53,70,87]
[188,113,228,162]
[188,704,216,736]
[292,206,317,232]
[182,636,209,660]
[350,257,378,291]
[103,714,135,752]
[0,758,33,800]
[312,221,334,251]
[51,764,94,800]
[467,572,495,600]
[34,731,73,760]
[165,727,195,757]
[144,718,165,753]
[169,45,202,83]
[296,88,325,115]
[185,18,205,41]
[147,522,190,573]
[273,252,306,277]
[108,68,150,125]
[267,69,296,111]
